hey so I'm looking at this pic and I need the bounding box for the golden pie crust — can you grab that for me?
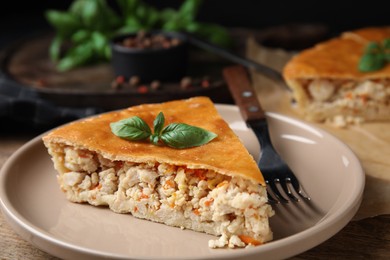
[43,96,265,185]
[283,26,390,81]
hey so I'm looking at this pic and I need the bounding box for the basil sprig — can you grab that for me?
[110,112,217,149]
[358,38,390,72]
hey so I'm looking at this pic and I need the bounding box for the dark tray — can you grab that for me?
[0,32,234,110]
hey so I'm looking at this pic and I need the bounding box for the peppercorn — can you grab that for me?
[111,75,126,89]
[118,31,181,50]
[129,76,140,87]
[171,38,181,46]
[116,76,125,84]
[201,80,210,88]
[150,80,161,90]
[111,80,120,89]
[35,79,48,87]
[180,77,192,89]
[137,85,149,93]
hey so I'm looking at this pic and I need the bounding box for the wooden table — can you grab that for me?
[1,134,389,259]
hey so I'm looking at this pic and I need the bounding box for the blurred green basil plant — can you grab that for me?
[45,0,232,71]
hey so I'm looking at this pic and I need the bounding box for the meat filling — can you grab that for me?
[47,144,274,249]
[299,78,390,126]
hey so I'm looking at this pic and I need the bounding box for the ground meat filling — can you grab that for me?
[48,145,273,248]
[306,79,390,104]
[300,78,390,126]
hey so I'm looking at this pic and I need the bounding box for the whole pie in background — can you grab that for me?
[283,26,390,127]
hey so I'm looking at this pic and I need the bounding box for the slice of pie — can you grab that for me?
[283,26,390,127]
[42,96,274,248]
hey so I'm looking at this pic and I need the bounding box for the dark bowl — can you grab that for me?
[110,31,189,82]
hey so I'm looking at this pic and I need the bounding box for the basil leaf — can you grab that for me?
[190,22,233,48]
[110,116,151,140]
[383,39,390,62]
[80,0,100,28]
[162,19,183,32]
[159,8,177,23]
[383,38,390,50]
[57,41,94,71]
[116,0,140,18]
[91,31,109,57]
[358,38,390,72]
[70,0,100,29]
[104,44,112,60]
[358,53,385,72]
[153,112,165,136]
[160,123,217,149]
[179,0,203,21]
[71,29,91,43]
[49,35,63,62]
[150,134,160,145]
[125,16,144,28]
[149,112,165,146]
[365,42,382,54]
[45,10,81,38]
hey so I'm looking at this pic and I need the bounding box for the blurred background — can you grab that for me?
[0,0,388,131]
[1,0,388,48]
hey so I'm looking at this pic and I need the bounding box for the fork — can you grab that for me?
[223,65,310,203]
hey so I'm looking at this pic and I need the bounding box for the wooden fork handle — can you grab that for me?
[223,65,266,122]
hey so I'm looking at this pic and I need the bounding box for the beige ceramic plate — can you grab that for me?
[0,104,364,260]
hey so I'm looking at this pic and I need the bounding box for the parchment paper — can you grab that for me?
[246,37,390,220]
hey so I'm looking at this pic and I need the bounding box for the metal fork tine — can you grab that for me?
[280,178,300,202]
[268,178,289,203]
[265,182,279,204]
[287,176,311,200]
